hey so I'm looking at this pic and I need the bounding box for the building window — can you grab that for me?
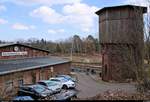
[105,64,107,75]
[102,55,104,65]
[50,67,54,77]
[33,50,36,56]
[40,69,45,80]
[31,72,36,84]
[18,79,23,86]
[50,67,54,73]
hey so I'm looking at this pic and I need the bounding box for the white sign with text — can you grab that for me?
[1,51,28,56]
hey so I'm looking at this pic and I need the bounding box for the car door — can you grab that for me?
[28,88,38,98]
[19,87,34,97]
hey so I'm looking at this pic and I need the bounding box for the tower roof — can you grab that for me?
[95,5,147,15]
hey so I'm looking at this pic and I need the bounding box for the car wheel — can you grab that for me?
[62,85,68,89]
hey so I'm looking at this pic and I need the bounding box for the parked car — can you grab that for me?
[53,89,78,100]
[37,80,61,94]
[13,96,34,101]
[49,77,76,89]
[55,75,77,82]
[17,84,53,100]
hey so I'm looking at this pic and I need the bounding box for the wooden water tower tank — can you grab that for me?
[95,5,147,82]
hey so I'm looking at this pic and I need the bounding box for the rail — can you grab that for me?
[71,62,102,69]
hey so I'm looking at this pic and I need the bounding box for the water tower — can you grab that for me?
[95,5,147,82]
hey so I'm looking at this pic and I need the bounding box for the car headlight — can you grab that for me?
[41,93,47,97]
[69,84,74,86]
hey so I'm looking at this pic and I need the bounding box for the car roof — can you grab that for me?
[20,84,44,88]
[38,80,58,83]
[50,77,65,80]
[57,75,70,77]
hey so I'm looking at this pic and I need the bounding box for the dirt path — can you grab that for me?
[75,72,137,99]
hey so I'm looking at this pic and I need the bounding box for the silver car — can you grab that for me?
[49,77,76,89]
[37,80,61,94]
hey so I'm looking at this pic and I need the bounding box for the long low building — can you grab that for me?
[0,43,71,98]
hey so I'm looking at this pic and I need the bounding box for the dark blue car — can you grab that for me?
[17,84,53,100]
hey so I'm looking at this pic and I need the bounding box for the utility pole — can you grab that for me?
[70,38,73,61]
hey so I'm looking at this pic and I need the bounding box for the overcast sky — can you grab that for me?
[0,0,148,42]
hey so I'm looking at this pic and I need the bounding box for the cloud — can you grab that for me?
[125,0,149,6]
[0,5,6,11]
[0,18,8,24]
[30,3,99,32]
[63,3,99,32]
[58,29,65,33]
[30,6,64,24]
[29,25,36,29]
[48,29,65,34]
[2,0,81,6]
[12,23,36,30]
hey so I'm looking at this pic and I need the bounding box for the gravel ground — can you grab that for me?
[75,72,137,99]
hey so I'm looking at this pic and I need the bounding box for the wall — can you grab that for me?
[99,7,144,44]
[0,62,70,99]
[101,44,136,82]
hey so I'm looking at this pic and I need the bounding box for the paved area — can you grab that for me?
[75,72,137,99]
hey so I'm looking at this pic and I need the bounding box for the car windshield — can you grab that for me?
[47,82,57,86]
[59,75,71,78]
[60,78,68,82]
[50,79,60,82]
[33,85,45,93]
[58,75,72,80]
[65,77,72,80]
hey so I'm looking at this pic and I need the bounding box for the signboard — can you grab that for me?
[1,51,28,56]
[14,46,19,51]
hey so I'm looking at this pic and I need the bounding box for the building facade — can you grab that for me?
[0,43,71,98]
[96,5,147,82]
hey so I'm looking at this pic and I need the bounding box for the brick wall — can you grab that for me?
[101,44,136,82]
[0,62,70,99]
[53,62,71,76]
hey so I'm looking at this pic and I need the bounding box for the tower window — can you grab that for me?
[105,64,107,75]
